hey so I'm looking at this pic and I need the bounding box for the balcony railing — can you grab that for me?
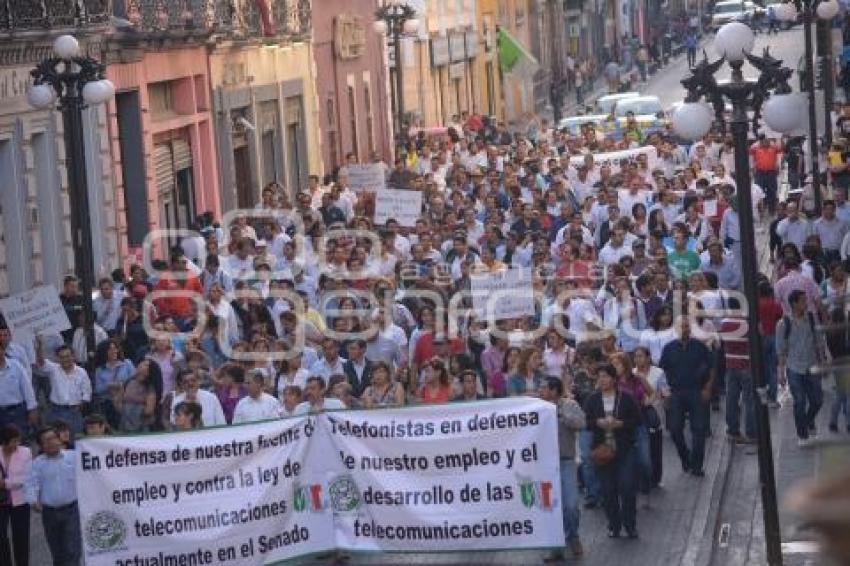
[112,0,310,39]
[0,0,111,31]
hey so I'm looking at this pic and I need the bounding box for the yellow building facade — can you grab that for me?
[208,38,323,209]
[396,0,481,128]
[475,0,505,120]
[497,0,536,127]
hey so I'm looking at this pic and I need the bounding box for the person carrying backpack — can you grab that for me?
[777,290,832,447]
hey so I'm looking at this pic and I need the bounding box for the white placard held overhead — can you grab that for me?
[346,164,387,192]
[470,269,536,321]
[373,189,423,227]
[0,285,71,338]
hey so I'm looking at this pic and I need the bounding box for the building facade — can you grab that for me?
[497,0,536,126]
[528,0,568,117]
[313,0,392,173]
[0,1,119,296]
[390,0,480,129]
[475,0,505,120]
[104,3,222,261]
[208,0,323,210]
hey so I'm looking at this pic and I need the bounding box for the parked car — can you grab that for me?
[612,95,665,120]
[557,114,611,134]
[595,92,640,115]
[711,1,758,30]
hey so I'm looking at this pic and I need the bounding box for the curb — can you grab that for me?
[681,431,735,566]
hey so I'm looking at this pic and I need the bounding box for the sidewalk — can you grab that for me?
[706,388,846,566]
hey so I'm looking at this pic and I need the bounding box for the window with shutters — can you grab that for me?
[326,97,339,170]
[348,85,358,161]
[364,81,375,156]
[149,81,175,121]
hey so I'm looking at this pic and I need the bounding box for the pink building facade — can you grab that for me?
[312,0,393,172]
[106,45,220,263]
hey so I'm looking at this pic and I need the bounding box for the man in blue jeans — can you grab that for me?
[777,290,828,447]
[541,377,586,560]
[660,318,715,476]
[26,426,81,565]
[720,300,757,443]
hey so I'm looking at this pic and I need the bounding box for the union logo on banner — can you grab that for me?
[519,480,556,511]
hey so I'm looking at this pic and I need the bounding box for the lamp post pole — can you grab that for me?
[393,26,405,147]
[725,65,784,566]
[375,3,418,153]
[674,28,796,563]
[802,0,824,214]
[817,18,835,147]
[29,36,114,372]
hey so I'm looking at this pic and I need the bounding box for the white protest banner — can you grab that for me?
[346,164,386,192]
[323,398,564,553]
[0,285,70,337]
[373,188,423,227]
[76,400,563,562]
[570,145,658,173]
[470,268,536,321]
[76,417,334,565]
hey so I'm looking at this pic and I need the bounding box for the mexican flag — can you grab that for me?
[498,28,540,78]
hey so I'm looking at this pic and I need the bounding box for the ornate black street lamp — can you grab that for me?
[671,21,805,566]
[27,35,115,371]
[776,0,840,214]
[374,0,420,152]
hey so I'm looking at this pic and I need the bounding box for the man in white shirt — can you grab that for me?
[619,179,649,219]
[233,370,282,424]
[180,222,207,265]
[201,254,234,298]
[208,283,240,345]
[295,376,346,415]
[598,226,634,265]
[93,278,125,333]
[71,318,108,365]
[36,344,91,433]
[776,201,813,251]
[170,370,226,427]
[309,338,346,380]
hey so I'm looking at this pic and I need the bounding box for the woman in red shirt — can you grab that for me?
[758,280,784,407]
[418,358,453,404]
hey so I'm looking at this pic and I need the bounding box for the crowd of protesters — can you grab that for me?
[2,99,850,564]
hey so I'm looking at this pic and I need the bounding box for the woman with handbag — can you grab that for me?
[611,352,655,498]
[0,424,31,566]
[583,364,642,539]
[633,346,669,488]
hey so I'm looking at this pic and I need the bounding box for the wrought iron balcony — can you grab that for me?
[0,0,111,31]
[110,0,310,40]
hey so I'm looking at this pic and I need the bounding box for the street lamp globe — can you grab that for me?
[672,102,714,140]
[816,0,839,20]
[82,79,115,105]
[763,93,804,133]
[53,35,81,60]
[403,18,420,34]
[373,19,387,34]
[714,22,755,62]
[27,84,56,109]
